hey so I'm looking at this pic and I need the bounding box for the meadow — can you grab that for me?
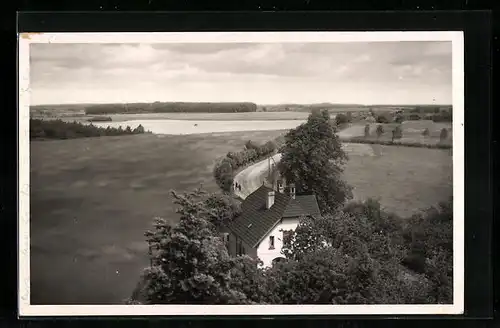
[30,130,452,304]
[30,131,286,305]
[340,121,453,147]
[343,144,453,217]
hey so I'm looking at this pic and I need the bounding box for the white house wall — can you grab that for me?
[256,217,300,268]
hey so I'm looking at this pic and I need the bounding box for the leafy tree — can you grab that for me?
[401,198,453,303]
[364,124,370,138]
[440,128,449,142]
[375,124,384,138]
[203,193,242,229]
[335,113,350,125]
[274,204,430,304]
[134,124,145,134]
[422,128,430,137]
[376,114,391,124]
[136,189,250,305]
[229,255,270,304]
[394,114,405,124]
[213,157,234,193]
[278,110,353,213]
[392,125,403,140]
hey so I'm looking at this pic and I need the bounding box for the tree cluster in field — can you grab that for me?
[130,110,452,306]
[335,112,353,125]
[30,119,147,140]
[213,139,279,193]
[84,102,258,115]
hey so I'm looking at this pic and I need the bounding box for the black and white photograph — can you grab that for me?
[18,32,464,316]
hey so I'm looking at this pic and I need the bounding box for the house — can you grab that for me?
[225,180,321,268]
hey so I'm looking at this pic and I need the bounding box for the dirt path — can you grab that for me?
[233,141,377,199]
[233,153,282,199]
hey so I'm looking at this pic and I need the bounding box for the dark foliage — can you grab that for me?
[375,124,385,138]
[431,110,452,122]
[335,113,351,125]
[213,139,278,192]
[278,110,353,213]
[30,119,147,140]
[376,114,391,124]
[440,128,449,141]
[84,102,258,115]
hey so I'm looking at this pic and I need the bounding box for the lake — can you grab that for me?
[92,119,307,135]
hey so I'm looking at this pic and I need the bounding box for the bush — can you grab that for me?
[394,114,404,124]
[364,124,370,137]
[335,113,351,125]
[375,125,384,138]
[392,125,403,140]
[439,128,449,141]
[376,114,391,124]
[213,138,279,193]
[431,110,452,122]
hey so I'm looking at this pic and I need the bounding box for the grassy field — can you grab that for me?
[344,145,453,217]
[30,131,452,305]
[30,131,287,305]
[341,122,453,147]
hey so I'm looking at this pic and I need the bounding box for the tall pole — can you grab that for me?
[268,156,271,179]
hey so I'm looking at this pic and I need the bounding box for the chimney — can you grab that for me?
[266,191,275,209]
[278,180,284,194]
[289,183,296,199]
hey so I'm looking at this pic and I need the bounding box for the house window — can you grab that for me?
[269,236,275,250]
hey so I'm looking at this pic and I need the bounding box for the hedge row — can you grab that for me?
[84,102,258,115]
[30,119,147,140]
[341,137,452,149]
[213,139,278,193]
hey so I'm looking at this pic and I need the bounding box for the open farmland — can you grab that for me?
[30,130,286,305]
[344,145,453,217]
[340,121,453,147]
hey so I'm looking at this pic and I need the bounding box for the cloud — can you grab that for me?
[29,41,453,105]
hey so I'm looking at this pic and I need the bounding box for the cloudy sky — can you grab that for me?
[29,41,452,105]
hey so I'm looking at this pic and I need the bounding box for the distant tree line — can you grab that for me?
[30,119,147,140]
[213,139,279,193]
[84,102,258,115]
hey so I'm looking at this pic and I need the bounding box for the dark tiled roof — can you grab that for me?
[283,195,321,218]
[228,185,320,248]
